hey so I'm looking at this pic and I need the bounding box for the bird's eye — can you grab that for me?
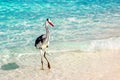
[47,18,49,21]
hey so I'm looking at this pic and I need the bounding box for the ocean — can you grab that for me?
[0,0,120,55]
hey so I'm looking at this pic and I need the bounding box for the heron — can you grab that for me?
[35,18,54,70]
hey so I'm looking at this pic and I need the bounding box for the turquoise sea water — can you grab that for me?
[0,0,120,54]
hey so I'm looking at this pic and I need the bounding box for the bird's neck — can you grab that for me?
[45,24,50,39]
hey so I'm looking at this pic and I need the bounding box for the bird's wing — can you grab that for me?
[40,34,47,39]
[35,34,47,47]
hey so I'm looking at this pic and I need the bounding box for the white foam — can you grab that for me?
[0,31,7,35]
[85,37,120,51]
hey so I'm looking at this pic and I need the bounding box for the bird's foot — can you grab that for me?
[48,63,51,69]
[41,67,44,70]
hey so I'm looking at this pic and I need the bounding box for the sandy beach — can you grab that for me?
[0,0,120,80]
[0,49,120,80]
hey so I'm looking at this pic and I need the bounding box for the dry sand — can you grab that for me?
[0,49,120,80]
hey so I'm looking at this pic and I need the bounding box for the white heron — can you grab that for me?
[35,18,54,70]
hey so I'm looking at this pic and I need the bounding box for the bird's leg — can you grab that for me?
[40,50,44,70]
[44,51,51,69]
[41,57,44,70]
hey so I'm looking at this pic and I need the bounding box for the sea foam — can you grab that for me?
[83,37,120,51]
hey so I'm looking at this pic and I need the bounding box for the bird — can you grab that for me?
[35,18,54,70]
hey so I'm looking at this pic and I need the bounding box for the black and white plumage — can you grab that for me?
[35,34,49,49]
[35,18,54,70]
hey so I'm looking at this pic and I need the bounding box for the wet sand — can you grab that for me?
[0,49,120,80]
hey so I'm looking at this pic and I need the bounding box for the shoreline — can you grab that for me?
[1,36,120,55]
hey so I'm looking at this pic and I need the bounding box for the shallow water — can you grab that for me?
[0,0,120,54]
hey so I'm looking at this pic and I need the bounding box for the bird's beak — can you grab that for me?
[48,20,54,27]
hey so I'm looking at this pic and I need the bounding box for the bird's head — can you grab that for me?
[46,18,54,27]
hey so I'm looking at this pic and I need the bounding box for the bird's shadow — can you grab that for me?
[1,62,19,71]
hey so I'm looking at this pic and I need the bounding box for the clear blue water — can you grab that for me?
[0,0,120,54]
